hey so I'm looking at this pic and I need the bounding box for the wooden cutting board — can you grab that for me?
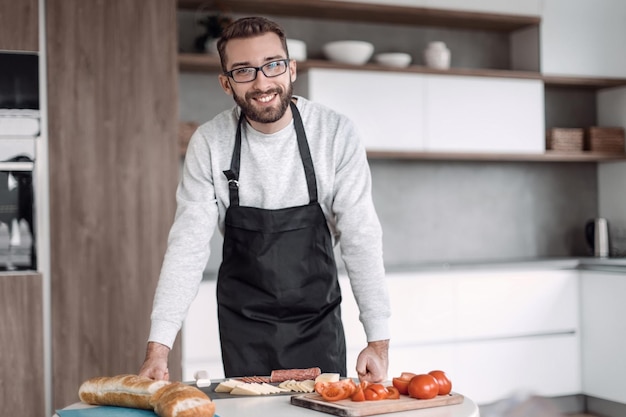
[291,392,464,416]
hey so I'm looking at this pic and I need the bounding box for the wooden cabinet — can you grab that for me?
[421,0,541,15]
[334,0,542,16]
[45,0,180,409]
[0,0,38,51]
[0,273,44,416]
[580,270,626,404]
[541,0,626,78]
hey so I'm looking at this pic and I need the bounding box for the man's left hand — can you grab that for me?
[355,339,389,383]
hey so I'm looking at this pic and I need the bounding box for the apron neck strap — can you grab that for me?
[223,100,318,206]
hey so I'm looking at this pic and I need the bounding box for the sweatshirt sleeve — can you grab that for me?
[331,116,391,342]
[148,127,219,348]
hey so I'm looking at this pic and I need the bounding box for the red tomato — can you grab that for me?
[408,374,439,400]
[385,386,400,400]
[364,388,381,401]
[428,370,452,395]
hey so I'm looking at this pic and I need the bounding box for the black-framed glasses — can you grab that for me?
[224,59,290,83]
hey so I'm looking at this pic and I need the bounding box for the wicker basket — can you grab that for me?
[584,127,625,153]
[546,128,584,152]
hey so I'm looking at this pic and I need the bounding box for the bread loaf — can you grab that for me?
[79,374,171,410]
[150,382,215,417]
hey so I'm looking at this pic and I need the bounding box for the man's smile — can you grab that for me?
[254,93,278,104]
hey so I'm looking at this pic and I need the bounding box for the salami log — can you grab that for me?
[270,367,321,383]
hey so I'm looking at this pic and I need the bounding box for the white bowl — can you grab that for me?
[374,52,412,68]
[287,39,307,61]
[322,41,374,65]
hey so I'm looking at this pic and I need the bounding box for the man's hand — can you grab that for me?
[138,342,171,381]
[355,339,389,383]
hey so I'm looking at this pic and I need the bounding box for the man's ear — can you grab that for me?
[219,74,233,95]
[289,60,297,83]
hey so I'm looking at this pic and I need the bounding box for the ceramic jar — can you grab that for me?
[424,41,451,69]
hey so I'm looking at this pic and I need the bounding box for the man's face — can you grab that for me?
[219,32,297,130]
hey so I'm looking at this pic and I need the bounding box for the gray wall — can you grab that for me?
[178,11,600,272]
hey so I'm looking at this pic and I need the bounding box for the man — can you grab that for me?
[139,16,390,382]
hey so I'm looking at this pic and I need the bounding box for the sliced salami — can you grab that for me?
[270,367,321,383]
[235,376,271,384]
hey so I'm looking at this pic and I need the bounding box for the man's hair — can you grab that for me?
[217,16,288,72]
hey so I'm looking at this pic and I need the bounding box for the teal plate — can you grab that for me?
[57,406,220,417]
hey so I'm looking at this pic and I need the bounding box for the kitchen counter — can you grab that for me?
[56,393,480,417]
[201,257,626,281]
[382,257,626,274]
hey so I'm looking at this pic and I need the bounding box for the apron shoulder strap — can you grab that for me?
[223,110,245,206]
[291,101,318,204]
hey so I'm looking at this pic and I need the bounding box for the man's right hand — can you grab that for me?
[138,341,171,380]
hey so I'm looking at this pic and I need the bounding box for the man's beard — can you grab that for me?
[233,82,293,124]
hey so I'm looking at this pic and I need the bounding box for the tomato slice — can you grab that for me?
[400,372,417,381]
[321,385,350,402]
[363,388,381,401]
[392,377,410,395]
[385,386,400,400]
[341,378,358,397]
[367,383,388,399]
[351,386,365,402]
[315,381,328,395]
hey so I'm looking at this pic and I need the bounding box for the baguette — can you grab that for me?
[150,382,215,417]
[79,374,171,410]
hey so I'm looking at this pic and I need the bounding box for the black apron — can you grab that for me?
[217,101,346,377]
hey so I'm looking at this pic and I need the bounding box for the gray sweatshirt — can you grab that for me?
[149,96,391,348]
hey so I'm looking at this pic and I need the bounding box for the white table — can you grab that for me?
[57,394,480,417]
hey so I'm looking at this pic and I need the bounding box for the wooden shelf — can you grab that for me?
[179,53,541,80]
[542,74,626,89]
[177,0,540,32]
[366,150,626,162]
[178,54,626,89]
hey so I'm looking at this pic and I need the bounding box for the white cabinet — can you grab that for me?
[305,69,426,152]
[184,269,581,404]
[305,69,544,154]
[580,270,626,404]
[541,0,626,78]
[340,269,581,404]
[182,279,223,380]
[424,75,544,153]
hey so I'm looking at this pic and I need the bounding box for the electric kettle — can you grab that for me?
[585,218,609,258]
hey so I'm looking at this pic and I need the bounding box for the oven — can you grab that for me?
[0,51,39,270]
